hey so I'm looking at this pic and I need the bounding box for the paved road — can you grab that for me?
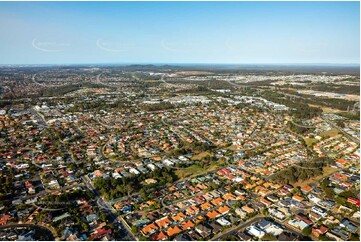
[0,223,55,240]
[290,119,316,129]
[322,116,360,144]
[82,176,137,241]
[28,107,48,128]
[210,215,264,241]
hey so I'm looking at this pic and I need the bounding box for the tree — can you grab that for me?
[131,225,138,234]
[302,227,312,236]
[262,234,277,241]
[350,233,360,241]
[319,234,330,241]
[336,120,345,128]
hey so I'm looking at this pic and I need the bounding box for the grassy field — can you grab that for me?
[191,151,212,161]
[308,104,343,113]
[293,166,338,187]
[175,163,220,179]
[320,129,340,138]
[304,137,318,147]
[227,145,239,151]
[144,80,162,83]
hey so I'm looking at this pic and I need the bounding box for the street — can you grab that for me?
[82,176,137,241]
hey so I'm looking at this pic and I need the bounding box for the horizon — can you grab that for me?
[1,62,360,67]
[0,1,360,65]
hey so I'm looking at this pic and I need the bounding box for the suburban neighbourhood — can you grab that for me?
[0,67,359,240]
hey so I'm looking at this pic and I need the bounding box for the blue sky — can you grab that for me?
[0,1,359,65]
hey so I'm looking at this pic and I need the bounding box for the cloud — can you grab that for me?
[96,39,135,53]
[32,38,70,52]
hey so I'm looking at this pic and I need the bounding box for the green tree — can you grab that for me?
[302,227,312,236]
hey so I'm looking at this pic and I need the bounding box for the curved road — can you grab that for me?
[0,223,55,240]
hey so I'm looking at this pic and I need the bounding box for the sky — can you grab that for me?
[0,1,359,65]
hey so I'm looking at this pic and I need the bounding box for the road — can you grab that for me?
[322,115,360,144]
[210,215,264,241]
[0,223,55,240]
[82,176,137,241]
[28,107,48,128]
[290,119,316,129]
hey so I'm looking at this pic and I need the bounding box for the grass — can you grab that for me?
[304,137,318,147]
[293,166,338,187]
[191,151,212,161]
[227,145,239,151]
[144,80,162,83]
[320,129,340,138]
[175,162,219,179]
[308,104,343,113]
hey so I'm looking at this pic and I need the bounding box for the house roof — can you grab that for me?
[206,210,220,219]
[292,195,305,202]
[336,159,347,164]
[166,226,182,237]
[242,205,254,213]
[181,220,195,230]
[211,197,224,206]
[236,195,246,200]
[195,215,205,224]
[185,207,195,215]
[301,185,313,192]
[200,202,213,211]
[141,223,158,235]
[150,232,167,241]
[172,212,186,222]
[155,217,172,228]
[260,198,271,206]
[223,193,235,200]
[217,205,230,214]
[91,228,112,239]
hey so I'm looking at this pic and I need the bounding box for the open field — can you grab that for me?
[190,151,213,160]
[304,137,318,147]
[144,80,162,83]
[227,145,240,151]
[320,129,340,138]
[175,163,220,179]
[308,104,343,113]
[293,166,338,187]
